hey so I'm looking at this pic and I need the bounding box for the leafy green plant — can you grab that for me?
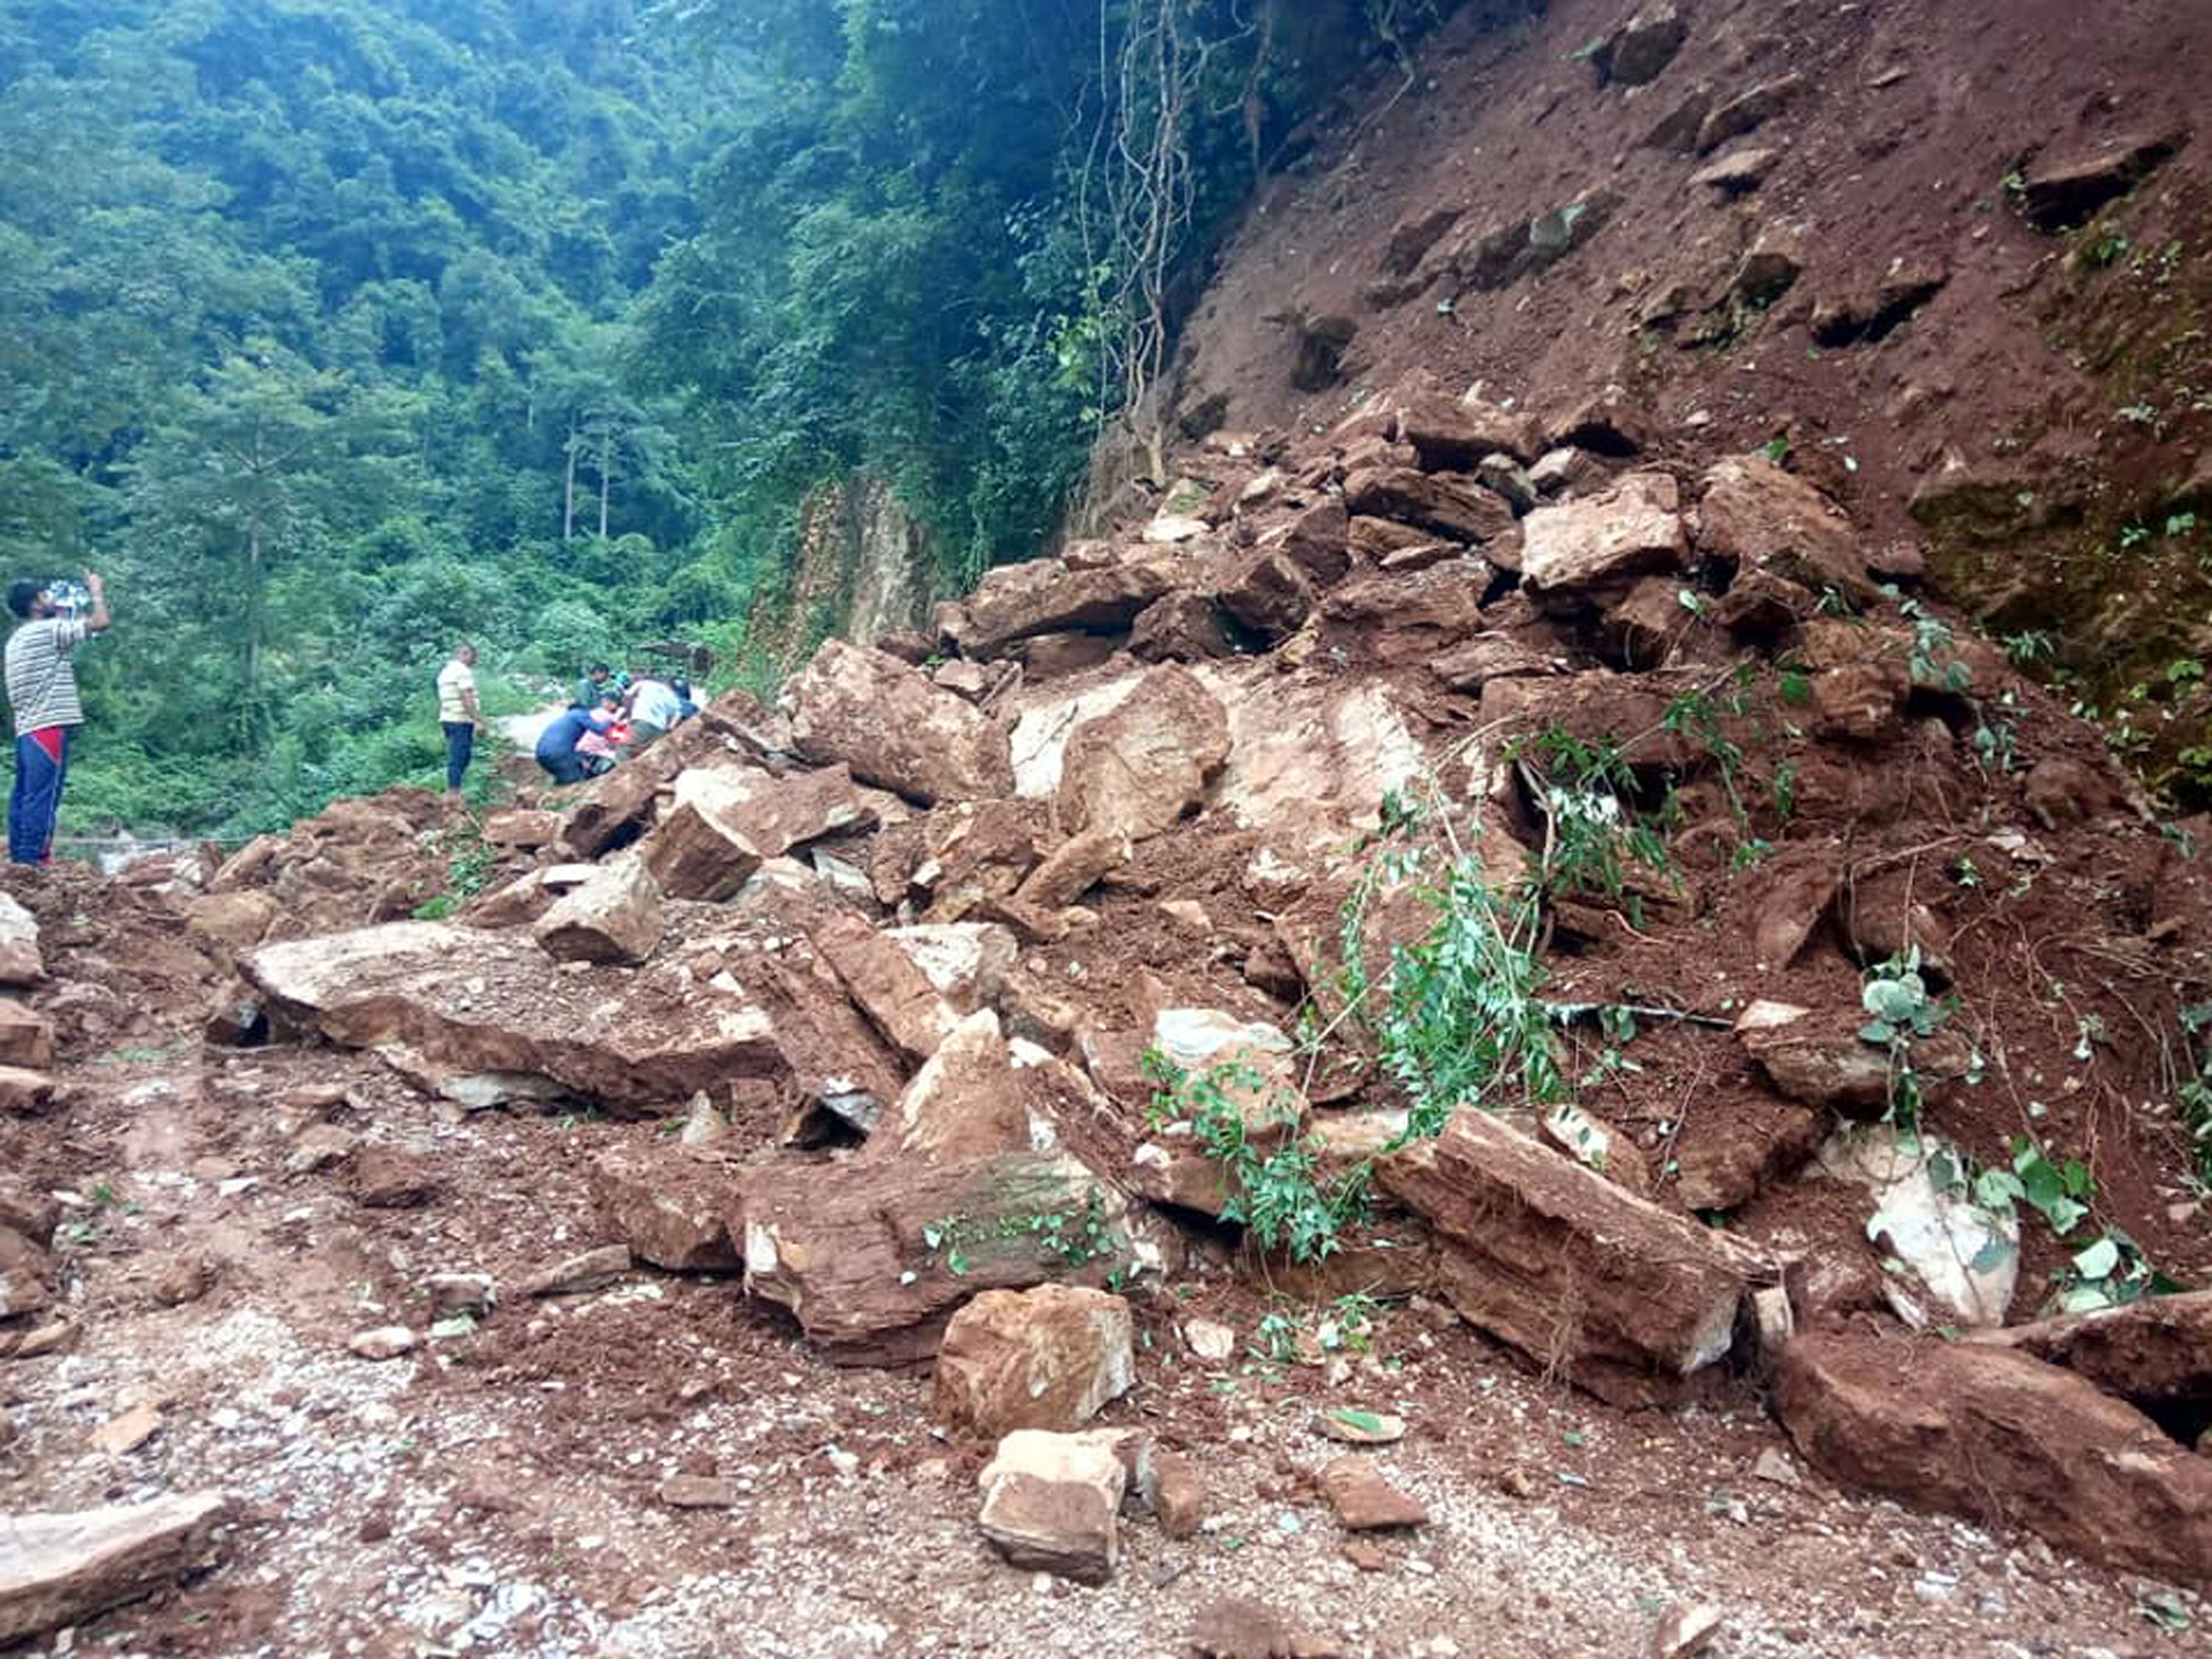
[414,824,498,919]
[2001,629,2054,667]
[1376,854,1562,1138]
[1857,950,1955,1131]
[1892,594,1972,693]
[1251,1309,1303,1363]
[2180,1002,2212,1183]
[1143,1052,1366,1263]
[1512,725,1679,908]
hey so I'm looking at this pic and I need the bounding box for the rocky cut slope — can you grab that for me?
[55,356,2205,1591]
[1141,0,2212,789]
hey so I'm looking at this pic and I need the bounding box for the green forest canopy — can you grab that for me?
[0,0,1459,838]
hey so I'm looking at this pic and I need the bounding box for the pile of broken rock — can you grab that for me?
[55,369,2212,1591]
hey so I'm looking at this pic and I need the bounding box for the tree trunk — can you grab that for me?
[243,512,265,742]
[598,428,612,540]
[563,429,577,543]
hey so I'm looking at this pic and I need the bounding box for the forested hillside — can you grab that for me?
[1,0,1452,838]
[3,0,723,831]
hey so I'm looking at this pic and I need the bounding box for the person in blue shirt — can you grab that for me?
[534,703,616,786]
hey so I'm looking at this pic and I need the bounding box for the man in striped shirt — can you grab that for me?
[4,571,111,863]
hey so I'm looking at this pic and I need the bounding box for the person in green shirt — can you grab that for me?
[571,661,612,710]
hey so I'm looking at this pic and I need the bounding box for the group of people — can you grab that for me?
[532,661,698,785]
[434,646,698,796]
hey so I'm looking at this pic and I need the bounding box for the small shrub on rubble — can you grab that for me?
[1142,1051,1367,1262]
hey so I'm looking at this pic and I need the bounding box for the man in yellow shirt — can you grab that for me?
[436,642,481,799]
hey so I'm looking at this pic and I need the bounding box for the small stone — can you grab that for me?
[1311,1408,1406,1446]
[148,1254,215,1309]
[91,1402,164,1456]
[516,1244,631,1298]
[1183,1318,1237,1365]
[1342,1538,1389,1572]
[425,1273,495,1320]
[347,1146,443,1210]
[678,1092,730,1145]
[1753,1447,1801,1488]
[1649,1601,1725,1659]
[284,1124,357,1175]
[977,1428,1129,1585]
[657,1475,743,1509]
[1149,1449,1206,1540]
[347,1326,418,1361]
[1319,1457,1428,1530]
[1158,900,1211,932]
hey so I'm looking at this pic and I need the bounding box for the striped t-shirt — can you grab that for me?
[4,618,88,737]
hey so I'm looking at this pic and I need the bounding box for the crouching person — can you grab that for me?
[534,702,615,787]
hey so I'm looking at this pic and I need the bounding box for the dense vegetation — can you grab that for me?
[0,0,1455,838]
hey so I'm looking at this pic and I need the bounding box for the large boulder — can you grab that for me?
[1519,471,1687,604]
[638,768,767,900]
[947,554,1173,658]
[1214,547,1316,644]
[1055,665,1230,842]
[242,922,781,1113]
[0,895,41,987]
[1382,1109,1759,1405]
[935,1284,1135,1437]
[1343,467,1517,543]
[1393,392,1540,468]
[0,1002,54,1071]
[1593,1,1687,86]
[747,951,905,1135]
[810,913,958,1066]
[871,1009,1033,1162]
[1776,1332,2212,1579]
[739,1150,1133,1363]
[182,890,279,959]
[1697,456,1878,604]
[561,744,685,859]
[2019,128,2187,232]
[885,922,1019,1015]
[1318,565,1484,662]
[532,857,664,966]
[787,640,1015,806]
[1962,1290,2212,1411]
[587,1142,743,1271]
[0,1492,231,1646]
[650,763,879,900]
[1015,830,1131,911]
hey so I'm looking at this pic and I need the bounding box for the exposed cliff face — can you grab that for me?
[1134,0,2211,789]
[751,475,937,675]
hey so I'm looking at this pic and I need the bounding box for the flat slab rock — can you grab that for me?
[242,921,781,1113]
[1776,1332,2212,1581]
[1319,1456,1428,1530]
[1961,1289,2212,1408]
[0,1491,229,1644]
[1382,1109,1759,1406]
[739,1150,1135,1365]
